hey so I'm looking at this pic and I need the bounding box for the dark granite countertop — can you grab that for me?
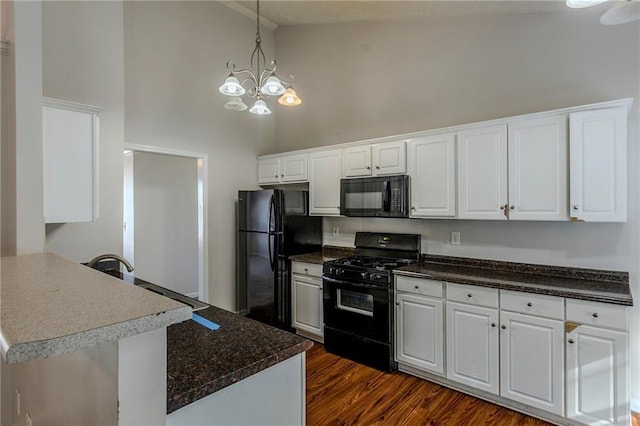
[396,255,632,306]
[289,245,354,264]
[94,267,313,414]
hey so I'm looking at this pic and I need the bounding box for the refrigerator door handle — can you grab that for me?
[268,194,276,233]
[268,233,275,271]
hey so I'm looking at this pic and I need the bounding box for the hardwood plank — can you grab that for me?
[306,344,552,425]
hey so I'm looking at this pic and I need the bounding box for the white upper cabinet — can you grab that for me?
[408,134,456,218]
[343,140,407,177]
[257,154,308,185]
[569,107,627,222]
[309,149,342,216]
[508,115,568,221]
[457,125,508,220]
[43,98,102,224]
[458,115,569,221]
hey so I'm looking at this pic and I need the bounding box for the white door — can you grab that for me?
[395,293,444,375]
[373,140,406,175]
[257,158,280,184]
[457,125,508,220]
[309,149,343,216]
[408,134,456,218]
[499,311,564,415]
[292,274,323,337]
[566,325,629,426]
[446,302,499,394]
[508,115,568,221]
[569,107,627,222]
[281,154,308,183]
[343,146,372,177]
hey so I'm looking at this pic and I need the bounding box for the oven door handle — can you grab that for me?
[323,276,385,290]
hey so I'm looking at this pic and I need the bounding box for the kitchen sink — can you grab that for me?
[136,282,209,312]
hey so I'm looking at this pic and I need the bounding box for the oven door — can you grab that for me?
[323,276,392,344]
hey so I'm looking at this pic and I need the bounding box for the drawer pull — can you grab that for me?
[527,302,533,307]
[396,302,400,306]
[568,338,574,344]
[501,325,506,330]
[467,293,472,298]
[491,322,496,328]
[304,268,308,273]
[592,312,599,318]
[415,285,419,290]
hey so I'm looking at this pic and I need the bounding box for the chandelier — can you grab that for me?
[218,0,302,115]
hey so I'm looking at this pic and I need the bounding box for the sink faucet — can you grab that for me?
[87,254,134,272]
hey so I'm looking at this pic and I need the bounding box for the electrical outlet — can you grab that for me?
[15,388,20,416]
[332,226,339,237]
[450,232,461,246]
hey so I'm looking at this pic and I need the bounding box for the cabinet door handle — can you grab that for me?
[527,302,533,307]
[592,312,599,318]
[281,174,284,178]
[573,204,580,210]
[366,166,371,170]
[274,174,278,178]
[304,268,308,273]
[467,293,472,298]
[319,287,323,291]
[510,205,515,210]
[396,302,400,306]
[568,338,574,344]
[375,166,380,170]
[414,285,419,290]
[500,205,505,210]
[411,206,416,210]
[491,322,496,328]
[501,325,506,330]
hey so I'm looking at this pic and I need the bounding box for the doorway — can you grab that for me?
[123,144,208,301]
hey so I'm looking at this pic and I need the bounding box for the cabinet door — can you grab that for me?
[292,274,323,338]
[508,115,568,221]
[43,103,99,223]
[343,146,372,177]
[395,293,444,375]
[281,154,308,183]
[566,325,629,426]
[373,140,406,175]
[408,134,456,218]
[309,149,343,216]
[446,302,499,394]
[457,125,508,220]
[569,107,627,222]
[257,158,281,184]
[500,311,564,415]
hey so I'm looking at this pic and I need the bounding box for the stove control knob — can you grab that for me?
[360,272,369,279]
[328,267,334,275]
[336,268,344,276]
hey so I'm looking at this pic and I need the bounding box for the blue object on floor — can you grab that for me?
[192,313,220,331]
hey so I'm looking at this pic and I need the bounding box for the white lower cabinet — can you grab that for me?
[499,311,564,416]
[291,262,323,342]
[446,302,499,395]
[395,293,444,375]
[566,299,629,426]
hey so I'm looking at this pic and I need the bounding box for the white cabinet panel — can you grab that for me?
[343,146,372,177]
[566,325,629,426]
[408,134,456,218]
[257,158,280,184]
[292,274,323,338]
[309,149,342,216]
[570,107,627,222]
[457,125,508,220]
[373,140,406,175]
[508,115,568,221]
[281,154,308,182]
[500,311,564,415]
[395,293,444,375]
[446,302,499,394]
[43,100,100,223]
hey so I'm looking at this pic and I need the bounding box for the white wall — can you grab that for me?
[124,1,276,310]
[42,1,125,261]
[132,151,199,296]
[274,6,640,406]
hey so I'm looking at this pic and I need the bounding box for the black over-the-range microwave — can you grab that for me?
[340,175,410,218]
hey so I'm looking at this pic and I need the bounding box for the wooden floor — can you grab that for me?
[306,344,639,426]
[306,344,550,425]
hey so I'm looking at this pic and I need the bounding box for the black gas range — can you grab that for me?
[322,232,421,372]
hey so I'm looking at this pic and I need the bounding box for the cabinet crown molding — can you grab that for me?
[42,97,104,115]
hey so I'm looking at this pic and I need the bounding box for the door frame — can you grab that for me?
[124,143,209,303]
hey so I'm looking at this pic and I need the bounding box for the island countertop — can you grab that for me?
[0,253,191,364]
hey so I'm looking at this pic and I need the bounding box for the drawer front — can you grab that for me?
[447,282,499,308]
[500,290,565,320]
[396,275,444,298]
[291,262,322,277]
[566,299,628,330]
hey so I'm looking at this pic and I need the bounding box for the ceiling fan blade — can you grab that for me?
[600,0,640,25]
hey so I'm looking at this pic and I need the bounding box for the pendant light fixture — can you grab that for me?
[218,0,302,114]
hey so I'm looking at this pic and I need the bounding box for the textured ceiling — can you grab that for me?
[231,1,571,26]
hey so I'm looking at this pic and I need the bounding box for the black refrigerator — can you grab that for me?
[237,190,322,330]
